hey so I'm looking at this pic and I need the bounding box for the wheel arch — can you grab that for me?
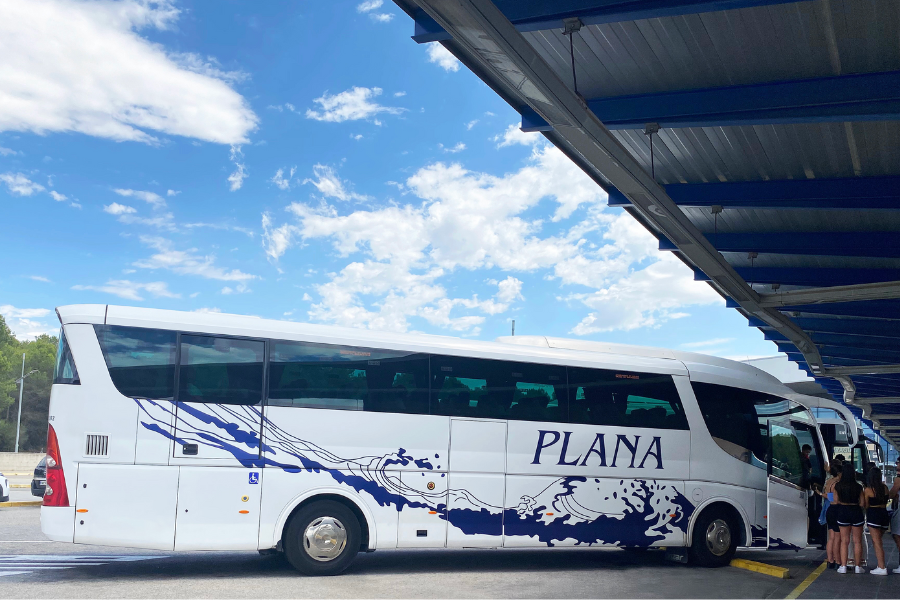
[274,487,376,551]
[686,498,750,548]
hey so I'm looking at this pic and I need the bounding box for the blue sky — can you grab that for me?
[0,0,778,361]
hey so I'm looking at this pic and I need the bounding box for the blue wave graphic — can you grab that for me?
[137,400,695,547]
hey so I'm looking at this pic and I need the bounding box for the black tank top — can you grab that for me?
[836,479,862,505]
[869,483,888,506]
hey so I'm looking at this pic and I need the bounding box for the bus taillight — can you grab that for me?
[43,424,70,508]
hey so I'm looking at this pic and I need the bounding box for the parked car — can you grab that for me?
[0,472,8,502]
[31,457,46,497]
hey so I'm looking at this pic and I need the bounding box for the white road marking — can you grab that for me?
[0,555,165,577]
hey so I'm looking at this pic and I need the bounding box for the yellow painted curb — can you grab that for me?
[784,562,827,600]
[1,501,42,507]
[730,558,791,579]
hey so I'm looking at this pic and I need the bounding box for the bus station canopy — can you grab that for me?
[392,0,900,448]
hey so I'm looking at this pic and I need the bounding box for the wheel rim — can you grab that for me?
[705,518,732,556]
[303,516,348,562]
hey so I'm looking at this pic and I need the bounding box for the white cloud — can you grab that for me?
[48,190,67,201]
[369,13,393,22]
[0,146,19,156]
[493,123,540,148]
[0,305,55,340]
[104,202,137,215]
[227,145,246,191]
[134,236,257,282]
[167,189,180,197]
[302,164,368,202]
[0,172,44,196]
[113,188,165,208]
[305,87,404,123]
[29,275,51,283]
[0,0,257,145]
[568,254,721,335]
[356,0,382,11]
[350,134,363,141]
[393,91,406,98]
[466,119,478,130]
[440,142,466,153]
[71,279,180,301]
[261,213,298,261]
[221,283,250,295]
[681,337,736,349]
[264,143,724,336]
[270,166,296,191]
[193,307,221,314]
[426,43,460,72]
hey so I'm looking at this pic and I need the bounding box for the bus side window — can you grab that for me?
[178,335,265,406]
[692,382,768,466]
[267,341,428,414]
[94,325,175,398]
[429,356,566,422]
[568,368,687,430]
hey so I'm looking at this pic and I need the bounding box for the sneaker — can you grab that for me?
[837,566,847,574]
[871,568,888,576]
[893,566,900,574]
[856,566,867,574]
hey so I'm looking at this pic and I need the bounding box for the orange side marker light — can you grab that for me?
[239,510,250,514]
[545,512,554,516]
[76,509,88,513]
[428,511,437,514]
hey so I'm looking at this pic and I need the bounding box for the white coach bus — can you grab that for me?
[43,305,825,575]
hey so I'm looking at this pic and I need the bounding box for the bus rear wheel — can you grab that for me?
[689,507,738,567]
[284,500,361,576]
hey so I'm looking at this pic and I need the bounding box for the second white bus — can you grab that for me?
[42,305,825,574]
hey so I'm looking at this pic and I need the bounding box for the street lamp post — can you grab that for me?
[14,353,38,453]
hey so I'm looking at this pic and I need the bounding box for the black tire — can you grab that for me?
[689,507,738,567]
[284,500,361,576]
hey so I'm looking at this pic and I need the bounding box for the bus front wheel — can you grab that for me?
[689,507,738,567]
[284,500,361,576]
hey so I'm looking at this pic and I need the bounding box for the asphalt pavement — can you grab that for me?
[0,505,895,598]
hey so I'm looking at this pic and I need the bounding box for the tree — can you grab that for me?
[0,316,57,452]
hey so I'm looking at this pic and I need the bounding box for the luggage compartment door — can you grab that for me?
[74,463,178,550]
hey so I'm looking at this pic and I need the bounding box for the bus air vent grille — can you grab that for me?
[84,434,109,457]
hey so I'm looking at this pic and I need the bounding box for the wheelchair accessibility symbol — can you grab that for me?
[249,472,259,485]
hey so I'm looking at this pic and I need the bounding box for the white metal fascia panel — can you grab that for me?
[56,304,107,325]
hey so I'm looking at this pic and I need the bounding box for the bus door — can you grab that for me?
[791,421,825,545]
[170,334,265,550]
[766,419,808,550]
[446,418,506,547]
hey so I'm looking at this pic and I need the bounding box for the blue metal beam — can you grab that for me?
[588,71,900,129]
[777,344,900,364]
[662,232,900,257]
[776,301,900,320]
[410,1,802,42]
[727,298,900,318]
[608,176,900,210]
[764,331,900,350]
[698,267,900,287]
[520,106,553,132]
[751,316,900,337]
